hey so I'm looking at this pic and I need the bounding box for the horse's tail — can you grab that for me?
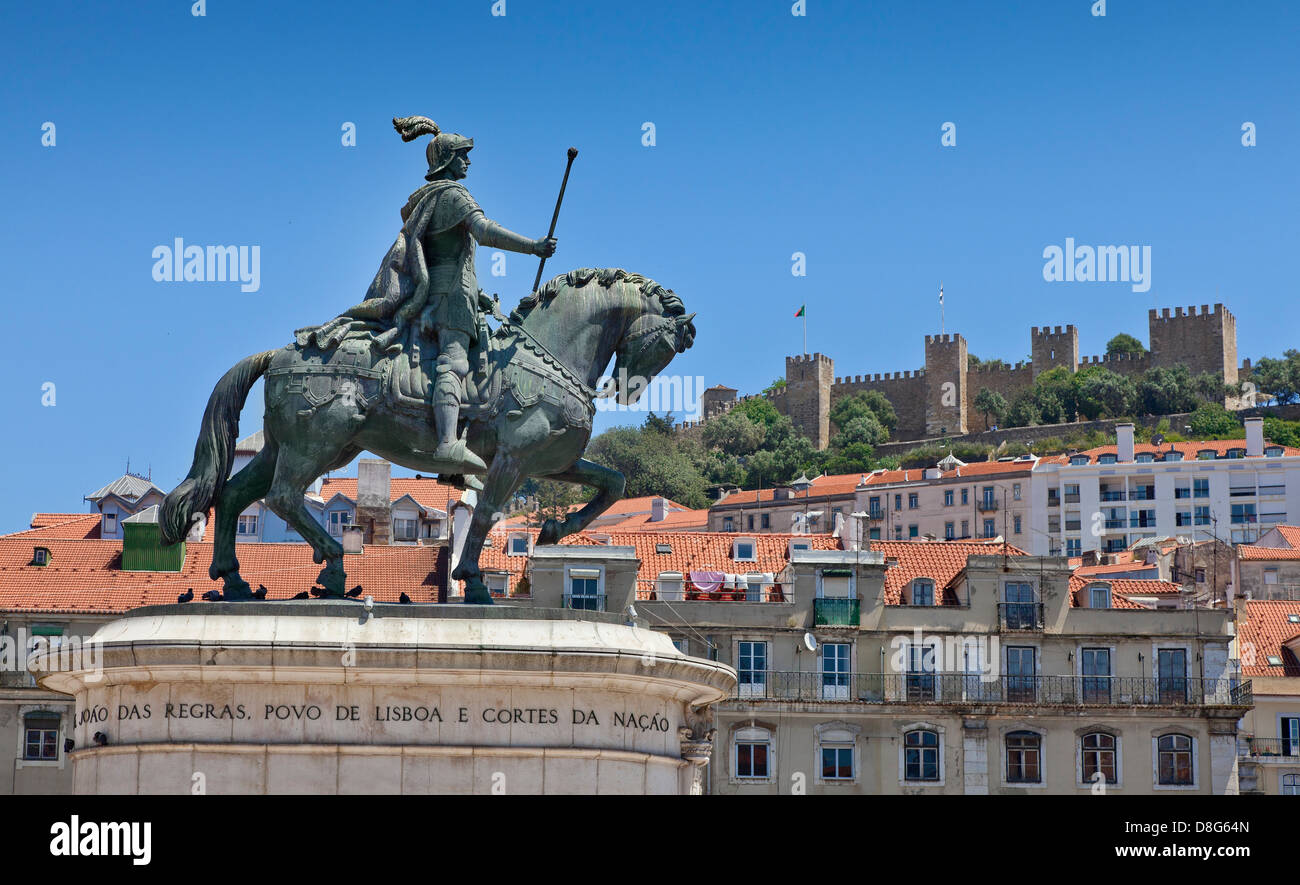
[160,350,277,545]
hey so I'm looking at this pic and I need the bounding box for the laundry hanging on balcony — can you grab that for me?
[689,571,724,593]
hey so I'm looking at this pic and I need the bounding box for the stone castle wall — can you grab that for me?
[679,303,1245,451]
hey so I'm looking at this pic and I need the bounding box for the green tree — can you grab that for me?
[1006,390,1041,427]
[1252,351,1300,405]
[701,408,765,457]
[735,396,783,432]
[761,377,787,394]
[642,411,676,435]
[973,387,1009,427]
[518,477,589,528]
[1034,367,1077,422]
[1105,333,1147,356]
[1263,417,1300,448]
[830,390,898,437]
[1187,402,1241,439]
[1074,366,1136,420]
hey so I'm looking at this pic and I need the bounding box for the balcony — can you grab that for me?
[1047,493,1060,506]
[1238,737,1299,759]
[998,602,1044,631]
[1100,490,1126,502]
[562,593,605,611]
[1064,492,1081,504]
[814,597,860,627]
[866,508,884,521]
[1129,487,1155,501]
[727,673,1252,707]
[1103,519,1126,530]
[977,499,999,512]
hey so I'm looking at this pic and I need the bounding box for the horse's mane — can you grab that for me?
[508,267,685,325]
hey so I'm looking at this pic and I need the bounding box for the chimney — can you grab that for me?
[651,497,668,522]
[1116,423,1135,463]
[342,525,365,554]
[356,459,392,546]
[1245,416,1264,457]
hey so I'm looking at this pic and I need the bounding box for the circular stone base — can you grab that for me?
[35,603,736,795]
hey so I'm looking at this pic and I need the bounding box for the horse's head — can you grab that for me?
[603,281,696,406]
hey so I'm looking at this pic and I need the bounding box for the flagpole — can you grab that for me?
[803,308,807,356]
[939,282,944,335]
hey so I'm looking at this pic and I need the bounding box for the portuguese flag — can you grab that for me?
[794,305,805,317]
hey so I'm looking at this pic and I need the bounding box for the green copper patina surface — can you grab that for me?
[160,117,695,604]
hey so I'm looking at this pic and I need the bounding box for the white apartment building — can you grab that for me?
[1029,419,1300,557]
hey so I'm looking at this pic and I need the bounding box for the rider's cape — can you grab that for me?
[296,180,482,351]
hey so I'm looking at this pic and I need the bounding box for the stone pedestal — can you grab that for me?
[34,603,735,795]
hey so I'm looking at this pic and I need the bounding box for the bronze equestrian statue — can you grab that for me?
[160,117,695,604]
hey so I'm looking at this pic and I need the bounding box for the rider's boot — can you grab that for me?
[432,369,487,471]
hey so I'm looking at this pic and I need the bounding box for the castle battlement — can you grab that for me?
[969,360,1032,374]
[1079,351,1151,366]
[1148,303,1233,323]
[1031,324,1077,338]
[786,352,833,368]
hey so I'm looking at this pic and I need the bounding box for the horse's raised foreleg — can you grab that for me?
[265,445,347,598]
[451,452,526,604]
[208,438,278,599]
[536,459,626,545]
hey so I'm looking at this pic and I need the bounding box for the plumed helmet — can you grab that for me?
[393,116,473,180]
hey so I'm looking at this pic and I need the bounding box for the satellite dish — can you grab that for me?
[1152,434,1165,447]
[803,632,818,652]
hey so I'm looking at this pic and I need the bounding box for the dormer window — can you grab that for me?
[1197,450,1216,460]
[1135,453,1154,463]
[733,539,757,562]
[1097,454,1117,465]
[1070,455,1090,466]
[1288,614,1300,624]
[1265,446,1284,457]
[1226,448,1245,459]
[1165,451,1184,462]
[32,547,50,566]
[103,512,117,534]
[1087,584,1111,609]
[909,579,935,606]
[508,534,530,556]
[789,539,811,557]
[655,543,672,555]
[1267,655,1284,667]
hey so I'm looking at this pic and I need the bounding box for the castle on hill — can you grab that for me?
[691,303,1248,449]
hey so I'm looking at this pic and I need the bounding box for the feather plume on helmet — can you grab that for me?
[394,115,473,181]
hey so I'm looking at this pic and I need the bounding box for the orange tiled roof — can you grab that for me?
[317,476,461,513]
[713,473,867,507]
[1067,575,1155,609]
[591,496,690,518]
[1073,561,1160,578]
[1238,545,1300,561]
[869,538,1027,605]
[20,514,103,540]
[602,508,710,532]
[1274,526,1300,548]
[862,460,1036,486]
[1237,600,1300,677]
[0,534,443,615]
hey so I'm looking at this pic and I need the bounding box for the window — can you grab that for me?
[1266,446,1284,457]
[23,714,60,761]
[960,519,969,537]
[1174,484,1190,499]
[509,535,530,555]
[1088,585,1111,609]
[1081,733,1117,785]
[961,488,969,505]
[894,494,902,511]
[733,539,756,561]
[821,643,850,700]
[1070,455,1090,465]
[944,490,954,507]
[868,528,881,540]
[1081,648,1111,703]
[1006,646,1037,702]
[747,515,754,531]
[1197,450,1216,461]
[1165,451,1184,462]
[1136,452,1154,463]
[1013,483,1022,500]
[1098,454,1117,464]
[1064,483,1080,503]
[1283,774,1300,796]
[904,730,940,782]
[734,727,771,779]
[393,518,418,541]
[1013,515,1022,535]
[894,525,903,540]
[723,516,734,532]
[1157,734,1194,786]
[1175,510,1191,527]
[565,569,602,611]
[1231,503,1257,525]
[910,579,935,606]
[1193,478,1209,498]
[32,547,49,566]
[655,543,672,554]
[1281,716,1299,757]
[908,493,919,510]
[1066,538,1081,556]
[819,731,855,781]
[1195,568,1206,584]
[944,521,955,540]
[1194,506,1210,526]
[760,513,770,530]
[737,641,768,696]
[328,510,351,537]
[1006,731,1042,783]
[908,524,919,539]
[656,572,684,601]
[1157,649,1188,703]
[906,643,936,701]
[868,496,882,517]
[983,518,996,538]
[103,512,117,534]
[485,573,509,597]
[1264,568,1279,585]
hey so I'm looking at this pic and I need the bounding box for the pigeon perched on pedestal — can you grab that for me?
[399,592,412,604]
[201,590,222,602]
[345,584,364,598]
[291,591,310,600]
[252,585,268,599]
[177,588,194,604]
[309,585,330,598]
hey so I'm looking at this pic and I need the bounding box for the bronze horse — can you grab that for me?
[160,268,695,604]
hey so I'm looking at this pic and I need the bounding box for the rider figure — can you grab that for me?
[366,116,556,470]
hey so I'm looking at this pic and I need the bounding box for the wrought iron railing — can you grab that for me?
[728,672,1252,707]
[562,593,606,611]
[998,602,1044,630]
[814,598,860,627]
[1238,737,1298,758]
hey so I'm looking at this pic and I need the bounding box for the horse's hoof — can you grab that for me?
[538,519,560,545]
[464,582,493,605]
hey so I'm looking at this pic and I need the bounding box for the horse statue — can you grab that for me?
[159,267,695,603]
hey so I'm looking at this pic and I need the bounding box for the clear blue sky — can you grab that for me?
[1,0,1296,532]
